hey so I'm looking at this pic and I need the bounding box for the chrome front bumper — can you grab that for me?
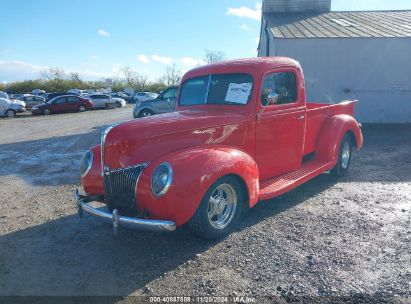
[75,190,176,234]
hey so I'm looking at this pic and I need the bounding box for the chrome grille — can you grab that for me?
[104,164,147,215]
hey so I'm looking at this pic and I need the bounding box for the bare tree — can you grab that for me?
[70,72,82,85]
[161,64,182,87]
[40,67,66,81]
[204,50,226,64]
[120,66,138,86]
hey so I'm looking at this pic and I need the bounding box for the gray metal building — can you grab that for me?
[258,0,411,123]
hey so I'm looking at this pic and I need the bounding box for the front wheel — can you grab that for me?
[78,104,86,112]
[5,109,16,118]
[138,109,154,118]
[188,176,246,240]
[115,102,122,108]
[43,108,51,115]
[331,134,352,177]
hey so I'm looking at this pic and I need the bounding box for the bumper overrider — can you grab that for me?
[75,190,176,234]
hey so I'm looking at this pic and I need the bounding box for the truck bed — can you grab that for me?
[304,100,356,155]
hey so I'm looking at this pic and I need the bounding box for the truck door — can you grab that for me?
[256,70,306,180]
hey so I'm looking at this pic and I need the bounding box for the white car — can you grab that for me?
[0,91,9,99]
[84,94,116,109]
[134,92,158,102]
[112,97,127,108]
[32,89,46,95]
[0,98,26,118]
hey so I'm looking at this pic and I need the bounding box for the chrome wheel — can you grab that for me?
[207,184,237,230]
[78,105,86,112]
[43,109,51,115]
[341,141,351,169]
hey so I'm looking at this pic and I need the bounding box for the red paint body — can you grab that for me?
[82,57,363,227]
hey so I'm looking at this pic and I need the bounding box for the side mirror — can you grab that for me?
[266,92,279,106]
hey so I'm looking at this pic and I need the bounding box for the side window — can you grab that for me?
[55,97,66,104]
[162,88,177,99]
[67,97,79,103]
[261,72,297,106]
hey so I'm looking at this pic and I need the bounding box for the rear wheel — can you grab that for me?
[331,134,352,177]
[188,176,246,240]
[5,109,16,118]
[138,109,154,118]
[115,101,122,108]
[78,104,86,112]
[43,108,51,115]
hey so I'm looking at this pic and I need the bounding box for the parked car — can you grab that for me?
[32,89,46,95]
[10,99,26,112]
[76,57,363,240]
[15,94,45,109]
[112,97,127,108]
[31,95,92,115]
[44,92,70,102]
[85,94,116,109]
[133,87,178,118]
[134,92,159,103]
[111,92,134,103]
[0,91,9,99]
[0,98,26,117]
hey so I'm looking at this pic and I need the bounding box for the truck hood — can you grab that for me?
[103,109,250,170]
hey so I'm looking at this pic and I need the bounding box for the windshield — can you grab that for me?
[179,73,253,106]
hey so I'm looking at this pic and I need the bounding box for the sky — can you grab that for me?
[0,0,410,83]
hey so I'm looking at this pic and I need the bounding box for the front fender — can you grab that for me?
[136,145,259,227]
[315,114,363,162]
[82,145,103,196]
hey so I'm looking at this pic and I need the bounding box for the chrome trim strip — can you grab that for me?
[107,162,149,175]
[203,74,212,104]
[75,190,176,232]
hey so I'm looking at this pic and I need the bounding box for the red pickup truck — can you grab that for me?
[76,57,363,239]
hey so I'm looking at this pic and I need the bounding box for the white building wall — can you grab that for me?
[270,37,411,123]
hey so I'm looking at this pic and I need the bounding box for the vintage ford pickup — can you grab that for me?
[76,57,363,239]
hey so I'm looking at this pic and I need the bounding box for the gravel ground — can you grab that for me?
[0,109,410,303]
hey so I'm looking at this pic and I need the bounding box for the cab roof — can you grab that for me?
[182,57,302,80]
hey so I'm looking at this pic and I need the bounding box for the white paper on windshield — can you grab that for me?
[225,83,253,104]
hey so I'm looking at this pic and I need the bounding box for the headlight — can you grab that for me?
[151,162,173,197]
[80,150,93,177]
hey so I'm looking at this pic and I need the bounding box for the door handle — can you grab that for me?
[296,115,305,120]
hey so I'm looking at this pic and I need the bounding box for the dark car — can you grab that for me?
[44,92,70,102]
[31,95,93,115]
[111,92,134,103]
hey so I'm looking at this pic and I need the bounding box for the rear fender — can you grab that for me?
[136,146,259,227]
[315,114,363,162]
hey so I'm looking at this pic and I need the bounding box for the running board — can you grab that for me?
[259,160,335,201]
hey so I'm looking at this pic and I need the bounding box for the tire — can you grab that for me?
[188,176,246,240]
[331,134,352,177]
[138,110,154,118]
[43,108,51,115]
[78,104,86,112]
[5,109,16,118]
[115,102,122,108]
